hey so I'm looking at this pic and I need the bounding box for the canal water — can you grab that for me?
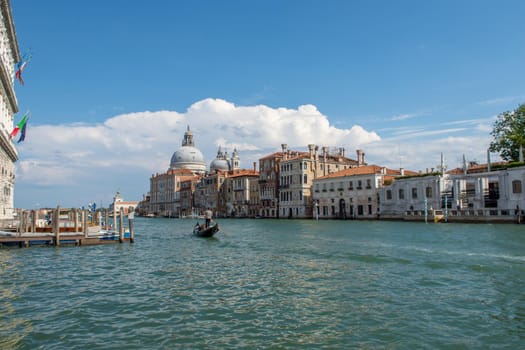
[0,218,524,349]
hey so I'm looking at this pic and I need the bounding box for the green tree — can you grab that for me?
[489,103,525,161]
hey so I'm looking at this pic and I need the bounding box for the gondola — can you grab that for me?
[193,222,220,238]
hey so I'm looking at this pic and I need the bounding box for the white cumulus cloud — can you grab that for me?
[14,98,381,208]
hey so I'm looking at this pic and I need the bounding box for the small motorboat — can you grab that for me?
[193,222,220,238]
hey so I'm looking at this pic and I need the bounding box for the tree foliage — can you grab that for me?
[489,103,525,161]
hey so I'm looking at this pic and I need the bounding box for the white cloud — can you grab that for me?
[14,98,499,208]
[14,98,381,208]
[390,113,420,121]
[477,95,525,106]
[365,134,498,173]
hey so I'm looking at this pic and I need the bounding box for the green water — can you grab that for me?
[0,218,524,349]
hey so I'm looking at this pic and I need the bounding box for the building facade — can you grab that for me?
[225,168,259,218]
[378,163,525,223]
[313,165,408,219]
[0,0,20,221]
[278,144,362,218]
[109,191,139,215]
[379,172,450,220]
[258,152,282,218]
[147,126,207,217]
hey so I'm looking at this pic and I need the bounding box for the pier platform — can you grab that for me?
[0,207,135,248]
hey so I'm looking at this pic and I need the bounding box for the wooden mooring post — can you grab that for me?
[1,206,137,248]
[128,209,134,243]
[54,206,60,246]
[119,209,124,243]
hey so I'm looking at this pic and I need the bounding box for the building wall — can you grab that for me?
[149,171,196,217]
[380,175,447,216]
[278,145,360,219]
[0,1,19,221]
[313,173,383,219]
[258,154,281,218]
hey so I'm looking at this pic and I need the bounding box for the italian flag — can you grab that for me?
[10,112,29,140]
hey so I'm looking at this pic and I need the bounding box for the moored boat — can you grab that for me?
[193,222,219,238]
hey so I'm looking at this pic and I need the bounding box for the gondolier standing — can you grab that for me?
[204,208,213,228]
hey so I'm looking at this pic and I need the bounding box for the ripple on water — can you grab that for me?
[1,218,524,349]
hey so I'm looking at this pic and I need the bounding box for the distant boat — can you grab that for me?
[193,222,219,238]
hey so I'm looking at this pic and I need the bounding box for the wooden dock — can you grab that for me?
[0,207,135,248]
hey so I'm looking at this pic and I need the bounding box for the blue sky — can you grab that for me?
[10,0,525,209]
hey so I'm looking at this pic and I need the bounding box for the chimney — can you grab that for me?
[308,144,315,159]
[253,162,256,173]
[400,167,405,176]
[322,146,328,160]
[314,145,319,160]
[281,144,288,160]
[356,149,365,166]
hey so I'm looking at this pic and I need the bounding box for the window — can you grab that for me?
[425,186,432,198]
[399,189,405,200]
[349,181,353,190]
[357,180,362,189]
[512,180,522,194]
[466,183,475,196]
[412,187,418,199]
[366,179,371,189]
[304,174,308,184]
[386,190,392,200]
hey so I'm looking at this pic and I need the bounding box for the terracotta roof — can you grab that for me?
[166,168,196,176]
[259,152,284,160]
[228,169,259,178]
[317,165,415,179]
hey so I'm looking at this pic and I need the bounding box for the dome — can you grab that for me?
[209,146,232,172]
[210,158,230,172]
[168,126,207,174]
[170,146,206,170]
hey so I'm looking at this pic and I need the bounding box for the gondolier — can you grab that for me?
[204,208,213,228]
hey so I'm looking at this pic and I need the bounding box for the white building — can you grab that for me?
[379,173,452,220]
[0,1,20,221]
[313,165,409,219]
[379,163,525,223]
[108,191,139,215]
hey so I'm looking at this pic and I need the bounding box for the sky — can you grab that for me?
[10,0,525,209]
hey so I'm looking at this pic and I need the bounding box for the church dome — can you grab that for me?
[210,158,230,172]
[170,147,206,168]
[169,126,206,174]
[209,146,231,172]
